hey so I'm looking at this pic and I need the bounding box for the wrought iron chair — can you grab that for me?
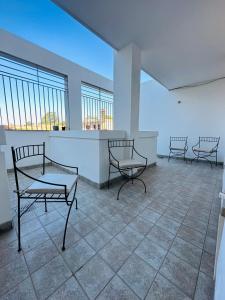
[168,136,188,161]
[191,137,220,167]
[108,139,147,200]
[11,142,78,252]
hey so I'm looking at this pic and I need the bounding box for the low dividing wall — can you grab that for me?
[49,130,158,187]
[3,130,158,187]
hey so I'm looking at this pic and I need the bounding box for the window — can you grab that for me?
[81,82,113,130]
[0,54,68,130]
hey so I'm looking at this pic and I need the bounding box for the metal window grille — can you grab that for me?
[81,82,113,130]
[0,53,68,131]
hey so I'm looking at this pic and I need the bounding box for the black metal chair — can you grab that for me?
[108,139,147,200]
[168,136,188,161]
[191,137,220,167]
[11,142,78,252]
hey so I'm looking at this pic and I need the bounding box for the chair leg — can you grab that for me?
[197,153,200,162]
[75,198,78,210]
[191,153,199,163]
[135,178,147,193]
[210,158,213,169]
[62,185,77,251]
[44,194,47,212]
[216,152,218,166]
[168,151,171,162]
[74,182,78,210]
[117,179,130,200]
[17,196,21,252]
[191,151,200,164]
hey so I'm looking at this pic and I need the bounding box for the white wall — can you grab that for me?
[0,29,113,130]
[134,131,158,166]
[140,79,225,162]
[48,130,157,185]
[49,130,126,185]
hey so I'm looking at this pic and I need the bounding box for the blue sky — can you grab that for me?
[0,0,151,81]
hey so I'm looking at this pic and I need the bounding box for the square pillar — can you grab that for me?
[113,44,141,136]
[67,78,82,130]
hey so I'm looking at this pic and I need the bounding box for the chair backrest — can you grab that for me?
[198,137,220,149]
[108,139,134,148]
[12,143,45,164]
[11,143,46,192]
[170,136,188,148]
[108,139,135,161]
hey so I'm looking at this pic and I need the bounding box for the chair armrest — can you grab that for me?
[192,142,200,150]
[13,188,28,196]
[212,145,219,152]
[17,168,67,191]
[109,153,120,168]
[44,155,78,174]
[133,148,148,165]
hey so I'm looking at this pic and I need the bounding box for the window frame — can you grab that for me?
[81,81,113,131]
[0,52,69,131]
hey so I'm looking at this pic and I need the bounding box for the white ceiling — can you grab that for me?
[53,0,225,89]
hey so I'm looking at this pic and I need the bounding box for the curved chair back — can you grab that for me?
[12,143,45,162]
[11,143,46,192]
[198,137,220,149]
[108,139,134,148]
[108,139,135,161]
[169,136,188,149]
[12,142,46,170]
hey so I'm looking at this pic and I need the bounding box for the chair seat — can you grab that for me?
[26,173,78,194]
[193,147,214,153]
[112,159,145,169]
[170,147,185,151]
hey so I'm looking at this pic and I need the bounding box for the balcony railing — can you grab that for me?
[0,54,67,131]
[81,83,113,130]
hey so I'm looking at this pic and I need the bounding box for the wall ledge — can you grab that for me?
[49,130,159,140]
[49,130,126,140]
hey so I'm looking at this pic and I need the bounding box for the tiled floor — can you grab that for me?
[0,158,222,299]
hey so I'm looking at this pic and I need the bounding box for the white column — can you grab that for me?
[113,43,141,136]
[67,77,82,130]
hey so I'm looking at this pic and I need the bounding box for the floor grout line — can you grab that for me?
[1,161,221,299]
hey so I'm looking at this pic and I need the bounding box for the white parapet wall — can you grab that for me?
[49,130,158,187]
[3,129,158,187]
[48,130,126,186]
